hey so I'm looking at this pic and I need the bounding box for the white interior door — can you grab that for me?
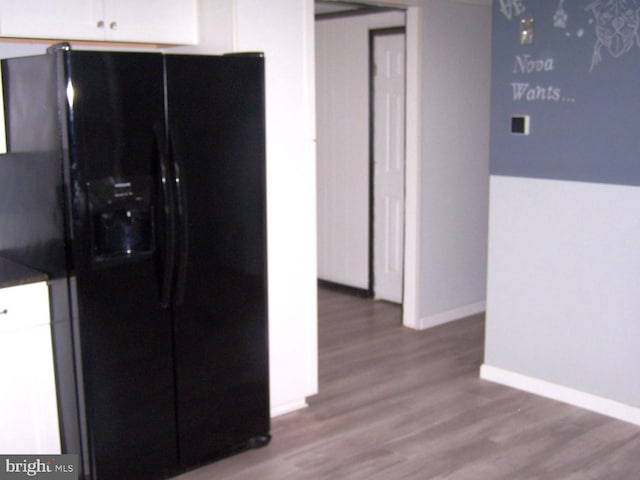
[373,31,405,303]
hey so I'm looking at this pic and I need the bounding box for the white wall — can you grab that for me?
[483,176,640,424]
[417,0,491,328]
[171,0,235,53]
[232,0,318,416]
[315,11,405,289]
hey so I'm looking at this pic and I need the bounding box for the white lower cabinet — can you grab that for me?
[0,282,60,454]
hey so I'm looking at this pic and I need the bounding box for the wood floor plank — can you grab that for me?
[174,288,640,479]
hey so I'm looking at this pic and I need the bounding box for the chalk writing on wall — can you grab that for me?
[510,54,576,102]
[499,1,640,103]
[493,0,640,186]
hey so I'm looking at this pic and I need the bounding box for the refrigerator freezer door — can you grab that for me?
[165,54,270,467]
[67,51,178,479]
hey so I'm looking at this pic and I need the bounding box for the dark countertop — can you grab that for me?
[0,257,48,288]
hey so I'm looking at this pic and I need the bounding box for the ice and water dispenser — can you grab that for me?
[87,176,154,262]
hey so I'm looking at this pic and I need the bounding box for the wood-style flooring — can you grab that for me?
[175,287,640,479]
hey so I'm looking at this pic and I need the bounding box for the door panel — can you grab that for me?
[0,0,103,40]
[165,55,269,467]
[104,0,196,44]
[373,32,405,303]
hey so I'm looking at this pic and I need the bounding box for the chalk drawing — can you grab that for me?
[554,0,569,28]
[498,0,527,21]
[585,0,640,70]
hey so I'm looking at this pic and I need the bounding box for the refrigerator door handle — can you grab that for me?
[169,131,189,306]
[155,124,176,308]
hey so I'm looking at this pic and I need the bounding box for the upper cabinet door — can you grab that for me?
[0,0,104,41]
[0,0,196,44]
[103,0,197,44]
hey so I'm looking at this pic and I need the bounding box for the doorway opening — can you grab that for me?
[315,7,405,301]
[315,2,422,326]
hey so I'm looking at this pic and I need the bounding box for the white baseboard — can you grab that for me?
[270,398,308,418]
[480,364,640,426]
[412,301,485,330]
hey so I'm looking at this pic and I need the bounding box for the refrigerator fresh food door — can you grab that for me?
[165,54,270,468]
[67,51,178,480]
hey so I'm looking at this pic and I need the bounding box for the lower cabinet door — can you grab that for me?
[0,306,60,453]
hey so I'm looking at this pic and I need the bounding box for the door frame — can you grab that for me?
[368,26,406,301]
[401,6,422,329]
[314,5,423,328]
[366,6,422,329]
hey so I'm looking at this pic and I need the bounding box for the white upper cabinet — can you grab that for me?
[0,0,104,41]
[102,0,197,44]
[0,0,197,44]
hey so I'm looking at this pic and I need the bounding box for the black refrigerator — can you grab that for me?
[0,44,270,479]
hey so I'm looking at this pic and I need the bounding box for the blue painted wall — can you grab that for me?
[490,0,640,186]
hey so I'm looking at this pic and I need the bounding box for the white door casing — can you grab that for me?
[373,31,405,303]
